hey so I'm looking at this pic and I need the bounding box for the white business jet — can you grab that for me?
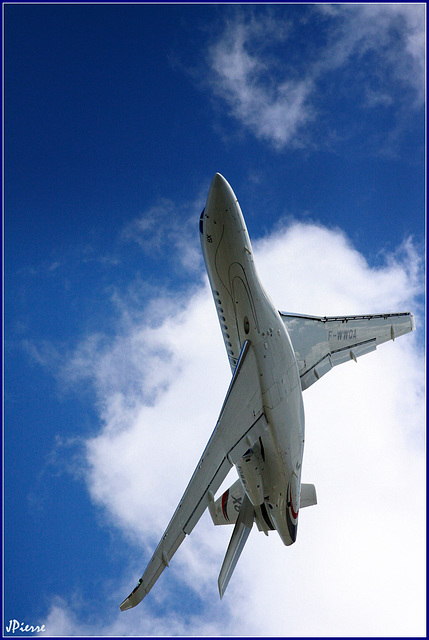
[120,173,415,610]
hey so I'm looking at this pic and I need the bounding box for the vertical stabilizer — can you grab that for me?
[218,494,254,598]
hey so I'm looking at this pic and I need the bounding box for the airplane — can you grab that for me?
[120,173,415,610]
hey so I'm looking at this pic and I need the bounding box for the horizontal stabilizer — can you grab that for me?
[300,483,317,508]
[218,493,254,599]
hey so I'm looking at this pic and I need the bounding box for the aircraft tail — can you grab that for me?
[218,493,254,598]
[209,479,245,525]
[209,480,317,527]
[212,480,317,597]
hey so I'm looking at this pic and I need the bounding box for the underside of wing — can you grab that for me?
[120,340,266,610]
[280,311,415,390]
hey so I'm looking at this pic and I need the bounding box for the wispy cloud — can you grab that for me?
[206,13,315,149]
[316,4,425,106]
[204,5,425,150]
[121,196,205,275]
[41,221,425,636]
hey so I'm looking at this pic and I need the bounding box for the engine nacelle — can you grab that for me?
[235,445,264,506]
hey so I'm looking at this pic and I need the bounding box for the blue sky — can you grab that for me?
[4,3,425,637]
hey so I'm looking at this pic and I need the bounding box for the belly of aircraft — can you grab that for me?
[200,195,305,546]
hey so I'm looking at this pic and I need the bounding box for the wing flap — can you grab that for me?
[184,458,232,534]
[280,312,414,390]
[120,339,265,610]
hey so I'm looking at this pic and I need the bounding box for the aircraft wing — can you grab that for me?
[280,312,415,391]
[119,340,267,610]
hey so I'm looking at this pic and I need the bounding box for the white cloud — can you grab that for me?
[41,220,425,636]
[320,4,426,106]
[207,16,315,149]
[205,5,425,149]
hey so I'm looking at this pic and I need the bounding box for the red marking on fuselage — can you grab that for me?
[222,490,229,521]
[289,485,299,520]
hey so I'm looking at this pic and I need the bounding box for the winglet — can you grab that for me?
[218,494,254,598]
[119,580,146,611]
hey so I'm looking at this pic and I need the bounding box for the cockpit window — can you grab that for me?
[199,208,205,234]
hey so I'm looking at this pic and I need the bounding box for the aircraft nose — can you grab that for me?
[210,172,228,191]
[205,173,236,214]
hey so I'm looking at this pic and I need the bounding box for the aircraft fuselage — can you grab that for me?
[200,173,304,545]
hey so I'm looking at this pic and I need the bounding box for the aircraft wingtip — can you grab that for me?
[119,582,146,611]
[119,596,133,612]
[218,581,224,600]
